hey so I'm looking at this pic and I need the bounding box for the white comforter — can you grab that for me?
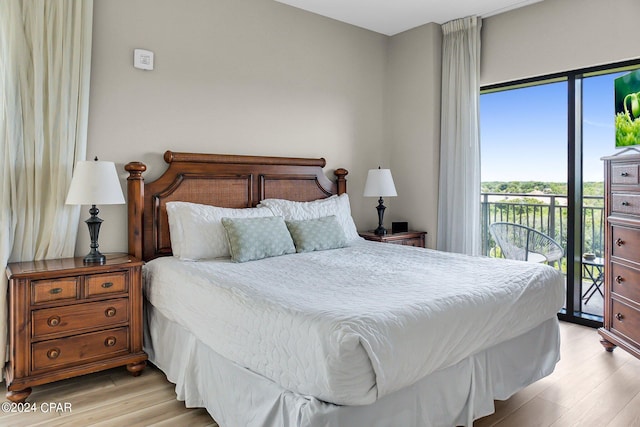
[143,241,564,406]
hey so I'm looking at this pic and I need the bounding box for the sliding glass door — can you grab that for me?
[480,80,570,315]
[480,60,640,326]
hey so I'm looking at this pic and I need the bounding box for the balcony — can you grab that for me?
[481,192,604,318]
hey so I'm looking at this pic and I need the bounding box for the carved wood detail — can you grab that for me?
[125,151,348,261]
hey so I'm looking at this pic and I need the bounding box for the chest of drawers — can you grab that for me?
[5,254,147,403]
[599,152,640,359]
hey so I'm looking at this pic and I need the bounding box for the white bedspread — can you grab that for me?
[143,241,564,406]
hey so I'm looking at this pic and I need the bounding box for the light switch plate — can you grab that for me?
[133,49,154,70]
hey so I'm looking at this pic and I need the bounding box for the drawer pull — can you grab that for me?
[616,312,624,321]
[621,172,630,177]
[47,348,60,359]
[616,238,625,247]
[101,282,114,289]
[104,307,117,317]
[621,201,630,206]
[615,275,624,284]
[104,336,117,347]
[47,316,61,327]
[49,288,62,295]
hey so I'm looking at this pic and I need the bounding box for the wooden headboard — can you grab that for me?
[125,151,348,261]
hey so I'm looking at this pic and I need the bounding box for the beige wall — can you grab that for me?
[482,0,640,85]
[385,23,442,248]
[81,0,388,255]
[79,0,640,255]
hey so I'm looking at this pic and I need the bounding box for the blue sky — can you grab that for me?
[480,72,622,183]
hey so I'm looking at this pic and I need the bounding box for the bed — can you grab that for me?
[125,151,564,427]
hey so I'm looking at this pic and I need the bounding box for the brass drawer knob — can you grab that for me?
[615,275,624,284]
[104,307,117,317]
[47,316,61,327]
[104,336,117,347]
[621,172,630,177]
[47,348,60,359]
[622,201,630,206]
[616,312,624,321]
[49,287,62,295]
[616,238,625,247]
[101,282,114,289]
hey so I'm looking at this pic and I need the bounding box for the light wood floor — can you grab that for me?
[0,365,217,427]
[1,321,639,426]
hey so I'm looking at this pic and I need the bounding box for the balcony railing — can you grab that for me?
[481,192,605,267]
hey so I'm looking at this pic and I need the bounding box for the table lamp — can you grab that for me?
[363,167,397,236]
[65,157,125,264]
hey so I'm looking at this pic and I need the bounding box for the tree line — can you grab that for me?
[482,181,604,197]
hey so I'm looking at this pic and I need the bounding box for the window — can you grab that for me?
[480,60,640,326]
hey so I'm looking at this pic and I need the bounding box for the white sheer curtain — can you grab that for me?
[436,16,482,256]
[0,0,93,372]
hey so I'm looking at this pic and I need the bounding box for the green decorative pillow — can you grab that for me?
[221,216,296,263]
[285,215,348,253]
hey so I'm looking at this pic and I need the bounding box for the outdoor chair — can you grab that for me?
[489,222,564,268]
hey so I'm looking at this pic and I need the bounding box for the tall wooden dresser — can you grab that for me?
[599,151,640,359]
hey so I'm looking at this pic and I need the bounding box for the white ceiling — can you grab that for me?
[274,0,543,35]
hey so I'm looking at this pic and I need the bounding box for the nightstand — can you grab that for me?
[359,230,426,248]
[5,253,147,403]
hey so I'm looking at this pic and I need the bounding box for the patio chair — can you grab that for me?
[489,222,564,267]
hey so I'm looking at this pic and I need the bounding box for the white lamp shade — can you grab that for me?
[363,168,397,197]
[65,160,125,205]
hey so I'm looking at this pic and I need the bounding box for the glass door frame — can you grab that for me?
[481,58,640,328]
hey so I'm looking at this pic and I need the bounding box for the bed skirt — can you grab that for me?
[144,301,560,427]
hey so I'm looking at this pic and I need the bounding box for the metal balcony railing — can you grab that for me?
[481,192,605,271]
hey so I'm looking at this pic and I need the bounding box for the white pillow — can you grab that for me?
[166,201,274,261]
[259,194,361,243]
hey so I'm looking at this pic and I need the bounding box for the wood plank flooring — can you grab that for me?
[0,365,217,427]
[476,322,640,427]
[0,321,638,426]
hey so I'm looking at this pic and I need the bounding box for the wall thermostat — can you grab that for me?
[133,49,154,70]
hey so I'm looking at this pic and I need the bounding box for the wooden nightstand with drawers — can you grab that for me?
[359,230,426,248]
[5,253,147,403]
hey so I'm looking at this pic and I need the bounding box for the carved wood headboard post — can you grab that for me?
[125,162,147,260]
[334,168,348,195]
